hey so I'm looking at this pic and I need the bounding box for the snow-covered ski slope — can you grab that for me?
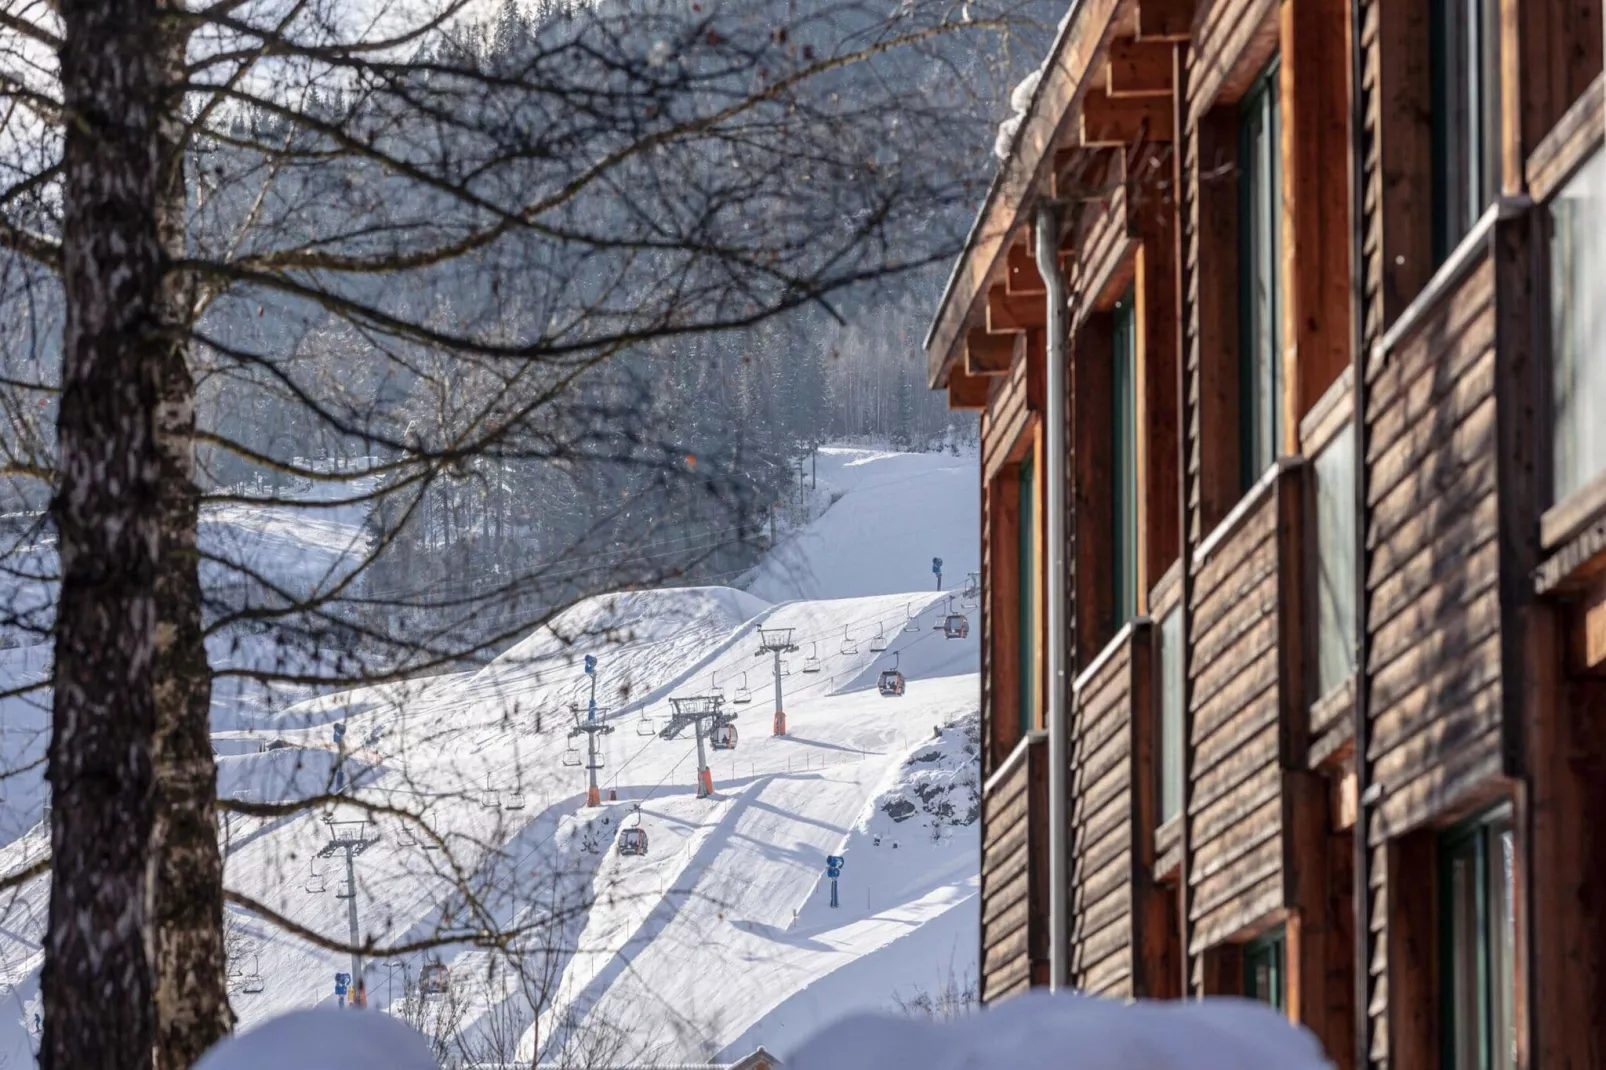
[0,447,981,1065]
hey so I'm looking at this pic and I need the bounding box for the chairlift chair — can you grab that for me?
[839,626,859,656]
[877,653,907,698]
[241,954,265,995]
[961,572,980,608]
[503,790,526,810]
[335,877,355,900]
[481,778,501,809]
[802,642,822,674]
[733,673,753,705]
[397,822,419,848]
[903,603,920,633]
[711,723,739,751]
[304,860,327,894]
[636,710,657,736]
[869,622,888,653]
[561,738,582,767]
[709,673,726,701]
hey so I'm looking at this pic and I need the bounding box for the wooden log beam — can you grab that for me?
[967,328,1026,376]
[948,366,991,410]
[1080,89,1175,146]
[987,284,1046,332]
[1006,242,1046,296]
[1106,37,1176,96]
[1135,0,1191,40]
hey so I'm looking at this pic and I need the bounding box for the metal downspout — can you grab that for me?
[1035,201,1071,990]
[1347,0,1372,1063]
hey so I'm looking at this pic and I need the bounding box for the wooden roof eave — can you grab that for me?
[923,0,1127,391]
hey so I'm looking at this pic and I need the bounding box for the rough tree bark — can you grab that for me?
[46,0,164,1067]
[149,7,235,1065]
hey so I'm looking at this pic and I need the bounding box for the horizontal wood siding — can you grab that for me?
[980,745,1035,1000]
[1069,639,1135,996]
[1362,255,1503,845]
[1188,489,1284,962]
[983,358,1032,484]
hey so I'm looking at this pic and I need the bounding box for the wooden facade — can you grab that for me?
[933,0,1606,1065]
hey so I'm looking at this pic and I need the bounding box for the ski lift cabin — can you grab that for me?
[420,962,450,998]
[618,826,648,856]
[877,653,906,698]
[943,613,970,640]
[619,807,649,856]
[711,723,738,750]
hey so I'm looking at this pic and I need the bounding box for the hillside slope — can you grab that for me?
[0,447,980,1066]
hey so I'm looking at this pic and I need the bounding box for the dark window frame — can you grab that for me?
[1238,59,1284,492]
[1018,452,1037,737]
[1112,289,1138,622]
[1244,926,1286,1010]
[1439,806,1516,1070]
[1430,0,1502,262]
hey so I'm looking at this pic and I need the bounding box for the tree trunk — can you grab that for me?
[46,1,164,1066]
[149,8,235,1064]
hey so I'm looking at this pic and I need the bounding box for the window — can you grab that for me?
[1431,0,1501,259]
[1113,292,1139,621]
[1158,608,1184,823]
[1549,146,1606,502]
[1244,927,1286,1010]
[1239,62,1283,488]
[1311,423,1357,700]
[1441,810,1516,1070]
[1018,454,1037,736]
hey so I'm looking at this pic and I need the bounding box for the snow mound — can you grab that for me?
[789,990,1334,1070]
[194,1008,436,1070]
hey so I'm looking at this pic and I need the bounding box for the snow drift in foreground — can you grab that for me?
[194,1009,435,1070]
[790,989,1334,1070]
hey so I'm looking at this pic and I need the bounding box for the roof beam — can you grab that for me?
[986,284,1047,332]
[947,366,991,410]
[1105,37,1176,96]
[1135,0,1191,41]
[965,328,1026,376]
[1079,89,1174,146]
[1006,242,1046,295]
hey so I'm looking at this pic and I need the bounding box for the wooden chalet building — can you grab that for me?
[927,0,1606,1066]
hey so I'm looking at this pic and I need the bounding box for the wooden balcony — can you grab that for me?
[979,731,1048,1000]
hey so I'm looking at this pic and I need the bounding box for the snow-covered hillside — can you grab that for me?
[0,446,981,1066]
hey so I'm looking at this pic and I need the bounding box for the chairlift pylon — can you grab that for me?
[733,672,753,705]
[803,641,822,674]
[877,652,907,698]
[839,626,859,656]
[869,622,888,653]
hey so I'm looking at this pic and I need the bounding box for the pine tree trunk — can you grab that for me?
[150,9,235,1062]
[47,1,164,1066]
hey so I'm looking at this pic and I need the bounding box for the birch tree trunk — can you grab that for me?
[46,0,164,1066]
[149,8,234,1065]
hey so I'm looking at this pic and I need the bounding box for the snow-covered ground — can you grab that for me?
[0,446,982,1066]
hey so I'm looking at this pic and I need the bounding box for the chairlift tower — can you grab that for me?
[662,695,735,798]
[568,704,614,807]
[317,818,378,993]
[755,628,799,736]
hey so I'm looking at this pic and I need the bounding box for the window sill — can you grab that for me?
[982,730,1046,798]
[1072,617,1147,695]
[1542,466,1606,553]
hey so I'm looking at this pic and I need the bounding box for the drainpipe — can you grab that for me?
[1035,200,1070,991]
[1347,0,1371,1063]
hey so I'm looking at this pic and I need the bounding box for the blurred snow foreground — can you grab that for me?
[193,1010,435,1070]
[789,990,1334,1070]
[200,991,1330,1070]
